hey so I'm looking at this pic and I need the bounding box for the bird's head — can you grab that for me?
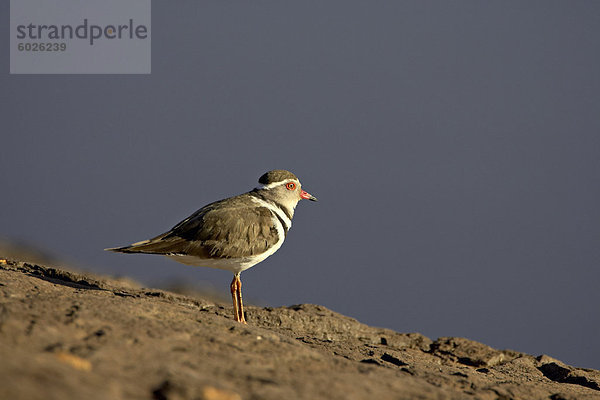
[256,170,317,215]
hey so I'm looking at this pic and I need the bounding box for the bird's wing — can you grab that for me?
[108,199,281,259]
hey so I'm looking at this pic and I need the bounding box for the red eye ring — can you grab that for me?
[286,182,296,190]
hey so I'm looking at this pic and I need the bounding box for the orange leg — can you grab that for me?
[230,273,247,324]
[235,274,246,323]
[230,275,239,322]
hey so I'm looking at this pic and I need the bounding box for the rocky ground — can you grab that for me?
[1,259,599,400]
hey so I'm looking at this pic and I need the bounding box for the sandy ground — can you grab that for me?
[1,259,599,400]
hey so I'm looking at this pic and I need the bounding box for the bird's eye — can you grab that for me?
[286,182,296,190]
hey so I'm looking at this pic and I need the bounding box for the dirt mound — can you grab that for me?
[1,259,599,400]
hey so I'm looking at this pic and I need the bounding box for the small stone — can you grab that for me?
[201,386,242,400]
[54,351,92,371]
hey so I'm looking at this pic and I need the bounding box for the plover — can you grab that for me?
[106,169,317,323]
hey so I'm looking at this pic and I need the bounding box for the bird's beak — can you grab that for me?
[300,189,318,201]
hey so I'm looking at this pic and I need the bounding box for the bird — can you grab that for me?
[106,169,317,323]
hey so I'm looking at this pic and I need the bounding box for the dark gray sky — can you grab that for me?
[3,1,600,369]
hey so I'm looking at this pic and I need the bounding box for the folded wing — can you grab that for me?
[106,198,280,259]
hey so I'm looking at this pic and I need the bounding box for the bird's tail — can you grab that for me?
[104,236,176,255]
[104,239,153,254]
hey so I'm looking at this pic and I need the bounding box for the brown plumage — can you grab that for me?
[258,169,298,185]
[110,193,280,259]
